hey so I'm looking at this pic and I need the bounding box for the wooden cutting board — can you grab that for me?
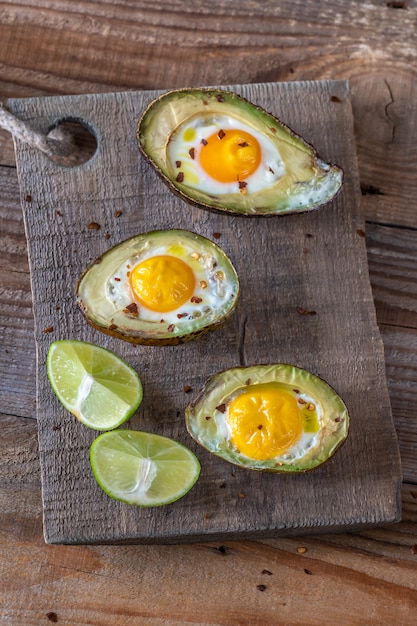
[8,80,402,545]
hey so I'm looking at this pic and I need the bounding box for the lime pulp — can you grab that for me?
[90,429,201,506]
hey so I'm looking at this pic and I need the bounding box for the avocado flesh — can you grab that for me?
[185,364,349,472]
[138,89,343,216]
[76,229,240,346]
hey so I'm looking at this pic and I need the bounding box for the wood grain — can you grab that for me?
[8,80,402,544]
[1,0,416,622]
[0,413,416,625]
[1,0,416,228]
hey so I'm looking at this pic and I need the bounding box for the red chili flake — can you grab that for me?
[216,403,227,413]
[190,296,203,304]
[124,302,138,316]
[296,307,316,316]
[257,584,267,592]
[257,424,263,430]
[304,569,313,575]
[357,229,366,237]
[176,172,184,183]
[109,323,118,331]
[246,379,251,385]
[189,147,195,160]
[216,94,225,102]
[87,221,100,230]
[238,141,249,147]
[175,160,181,168]
[177,312,188,319]
[335,416,342,422]
[212,232,221,239]
[262,569,273,576]
[268,167,275,174]
[238,180,248,194]
[298,398,307,405]
[55,305,60,311]
[94,257,102,264]
[25,194,32,202]
[270,127,277,133]
[56,210,62,217]
[293,388,299,394]
[115,210,122,218]
[43,326,54,333]
[330,95,342,103]
[105,233,111,240]
[46,613,58,623]
[167,324,175,332]
[205,415,211,421]
[183,385,192,393]
[52,424,61,431]
[218,129,226,140]
[114,277,121,282]
[201,138,208,146]
[160,319,165,323]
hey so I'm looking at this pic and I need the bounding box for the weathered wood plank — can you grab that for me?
[0,130,16,167]
[3,171,417,451]
[7,80,402,544]
[366,222,417,329]
[1,0,416,229]
[0,167,36,417]
[0,410,416,626]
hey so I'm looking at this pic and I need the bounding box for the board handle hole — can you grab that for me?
[47,118,98,167]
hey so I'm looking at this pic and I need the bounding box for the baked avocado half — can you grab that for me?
[76,229,240,346]
[185,364,349,472]
[137,88,343,216]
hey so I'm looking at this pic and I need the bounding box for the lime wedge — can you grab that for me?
[47,340,143,431]
[90,430,201,506]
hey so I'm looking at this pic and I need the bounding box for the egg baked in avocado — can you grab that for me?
[137,88,343,216]
[76,229,239,345]
[185,364,349,472]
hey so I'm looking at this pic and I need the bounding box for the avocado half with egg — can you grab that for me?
[76,229,239,345]
[185,364,349,472]
[137,88,343,216]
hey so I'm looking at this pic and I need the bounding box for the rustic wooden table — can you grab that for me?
[1,1,416,624]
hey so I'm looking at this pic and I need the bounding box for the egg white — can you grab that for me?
[106,241,234,325]
[168,115,285,195]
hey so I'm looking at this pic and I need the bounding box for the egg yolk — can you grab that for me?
[129,255,196,313]
[199,129,261,183]
[226,383,303,460]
